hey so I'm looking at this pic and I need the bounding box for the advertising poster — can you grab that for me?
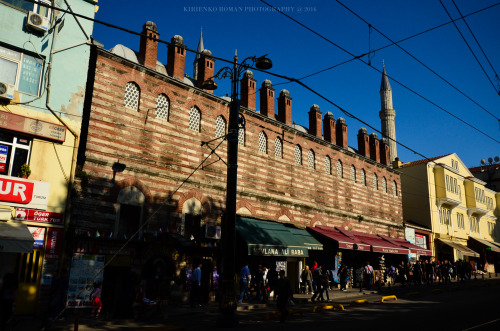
[67,254,105,308]
[27,226,45,249]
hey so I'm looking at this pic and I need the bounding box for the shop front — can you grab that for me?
[436,238,480,262]
[467,237,500,274]
[235,217,323,293]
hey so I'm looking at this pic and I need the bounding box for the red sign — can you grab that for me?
[45,228,63,259]
[15,208,63,224]
[0,178,35,204]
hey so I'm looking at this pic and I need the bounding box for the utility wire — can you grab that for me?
[336,0,500,121]
[259,0,500,144]
[439,0,499,95]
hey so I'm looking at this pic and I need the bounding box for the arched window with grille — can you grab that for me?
[294,145,302,165]
[324,156,331,174]
[215,115,226,138]
[124,82,140,110]
[188,107,201,132]
[258,131,267,154]
[393,181,398,196]
[336,160,343,178]
[361,169,367,186]
[308,150,315,169]
[350,165,356,183]
[155,94,169,120]
[382,177,387,193]
[373,173,378,190]
[274,137,282,158]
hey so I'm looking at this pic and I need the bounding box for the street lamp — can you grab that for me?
[203,51,272,327]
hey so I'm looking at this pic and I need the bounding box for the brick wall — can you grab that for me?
[72,48,404,239]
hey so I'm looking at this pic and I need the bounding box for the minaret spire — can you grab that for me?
[379,62,397,163]
[193,28,204,80]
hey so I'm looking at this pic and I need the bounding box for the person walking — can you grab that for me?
[339,263,348,291]
[190,263,202,307]
[364,261,374,291]
[310,265,323,302]
[301,265,313,294]
[238,263,252,304]
[90,282,103,318]
[275,270,292,323]
[320,268,331,301]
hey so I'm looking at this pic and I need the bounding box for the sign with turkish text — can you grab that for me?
[28,226,45,249]
[15,208,63,224]
[0,110,66,143]
[45,228,63,259]
[0,175,50,210]
[250,245,308,257]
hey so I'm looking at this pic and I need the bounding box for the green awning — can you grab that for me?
[236,217,322,257]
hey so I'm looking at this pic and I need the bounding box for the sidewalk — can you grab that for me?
[12,274,500,330]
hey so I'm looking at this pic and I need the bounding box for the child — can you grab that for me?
[90,282,102,318]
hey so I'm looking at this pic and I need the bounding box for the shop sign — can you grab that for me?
[250,245,308,257]
[15,208,63,224]
[0,145,7,172]
[45,228,63,259]
[0,175,50,210]
[0,110,66,143]
[405,227,416,244]
[28,226,45,249]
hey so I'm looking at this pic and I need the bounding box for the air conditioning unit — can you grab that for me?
[205,225,221,239]
[0,82,14,100]
[26,11,50,33]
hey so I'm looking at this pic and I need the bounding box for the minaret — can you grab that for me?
[379,62,397,163]
[193,28,204,80]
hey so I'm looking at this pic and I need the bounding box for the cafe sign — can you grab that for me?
[249,245,308,257]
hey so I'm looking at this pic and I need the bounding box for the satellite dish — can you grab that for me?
[488,157,493,164]
[480,159,486,165]
[495,156,500,163]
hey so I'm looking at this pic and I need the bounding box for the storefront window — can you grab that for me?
[0,131,31,177]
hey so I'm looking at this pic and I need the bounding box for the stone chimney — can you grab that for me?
[380,138,391,166]
[357,128,370,158]
[241,70,256,110]
[260,80,275,118]
[195,49,214,94]
[392,157,402,169]
[139,21,159,69]
[335,117,348,148]
[166,35,186,80]
[308,104,322,138]
[278,89,292,125]
[323,112,335,144]
[369,133,380,163]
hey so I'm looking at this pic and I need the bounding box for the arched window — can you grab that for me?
[361,169,367,186]
[215,115,226,138]
[324,156,331,174]
[382,177,387,193]
[238,127,245,146]
[336,160,343,178]
[155,94,169,120]
[188,107,201,132]
[308,150,315,169]
[258,131,267,154]
[274,137,282,158]
[350,165,356,183]
[124,82,140,110]
[373,173,378,190]
[393,181,398,196]
[294,145,302,165]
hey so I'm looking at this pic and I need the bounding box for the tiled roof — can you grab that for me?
[401,154,451,168]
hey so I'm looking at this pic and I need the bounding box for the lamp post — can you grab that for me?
[203,51,272,327]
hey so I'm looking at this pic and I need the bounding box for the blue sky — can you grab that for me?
[92,0,500,168]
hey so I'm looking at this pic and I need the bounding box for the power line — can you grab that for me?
[258,0,500,144]
[336,0,500,122]
[439,0,499,95]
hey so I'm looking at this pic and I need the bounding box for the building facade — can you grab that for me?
[70,21,408,306]
[396,154,500,272]
[0,0,97,315]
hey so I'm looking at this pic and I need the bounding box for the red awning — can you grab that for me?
[308,226,370,251]
[352,232,410,254]
[379,235,432,256]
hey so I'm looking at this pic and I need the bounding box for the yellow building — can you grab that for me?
[395,154,500,271]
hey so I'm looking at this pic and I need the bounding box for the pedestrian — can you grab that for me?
[238,263,252,304]
[255,265,264,302]
[47,268,69,321]
[300,265,313,294]
[311,265,323,302]
[90,282,103,318]
[275,270,292,323]
[0,273,17,331]
[320,267,331,301]
[261,266,269,302]
[190,263,202,307]
[425,260,434,285]
[364,261,374,291]
[339,264,348,291]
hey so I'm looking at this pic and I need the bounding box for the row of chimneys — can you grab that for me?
[138,22,391,167]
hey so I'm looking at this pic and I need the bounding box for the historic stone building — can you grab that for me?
[70,21,407,300]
